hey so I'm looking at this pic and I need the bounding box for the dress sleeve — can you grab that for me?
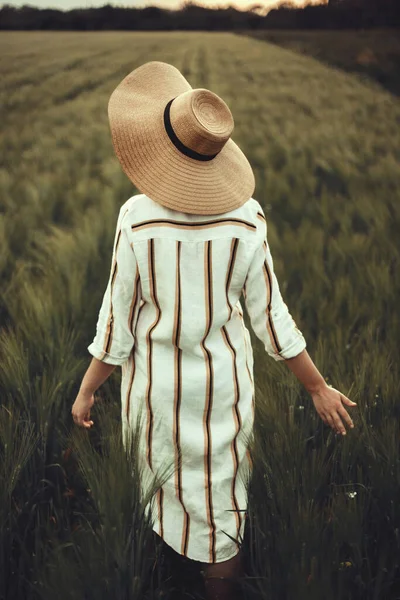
[87,204,142,366]
[243,207,306,362]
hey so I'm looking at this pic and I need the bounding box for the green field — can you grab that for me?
[243,28,400,97]
[243,29,400,96]
[1,31,400,600]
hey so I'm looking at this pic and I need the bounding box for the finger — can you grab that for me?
[83,411,93,421]
[79,415,94,427]
[341,394,357,406]
[326,414,342,435]
[72,414,83,426]
[319,412,330,426]
[325,414,337,432]
[337,405,354,429]
[330,411,346,435]
[319,412,328,425]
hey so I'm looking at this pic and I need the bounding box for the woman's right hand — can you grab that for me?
[283,349,357,435]
[310,382,357,435]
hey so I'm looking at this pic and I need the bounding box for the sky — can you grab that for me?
[2,0,325,13]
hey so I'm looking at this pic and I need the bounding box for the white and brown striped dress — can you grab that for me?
[88,192,306,564]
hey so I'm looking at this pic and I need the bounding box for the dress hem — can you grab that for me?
[152,523,242,565]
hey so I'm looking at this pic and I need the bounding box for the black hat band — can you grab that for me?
[163,98,219,162]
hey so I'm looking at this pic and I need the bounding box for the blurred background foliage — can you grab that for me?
[0,0,400,31]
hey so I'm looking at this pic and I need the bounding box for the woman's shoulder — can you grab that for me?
[233,196,267,240]
[239,196,264,221]
[120,193,146,214]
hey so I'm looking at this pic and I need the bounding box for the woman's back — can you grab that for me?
[128,192,259,354]
[87,191,306,563]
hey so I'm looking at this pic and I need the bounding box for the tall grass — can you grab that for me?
[0,31,399,599]
[242,29,400,97]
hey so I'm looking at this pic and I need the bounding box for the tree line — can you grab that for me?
[0,0,399,31]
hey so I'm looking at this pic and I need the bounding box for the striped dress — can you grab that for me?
[88,192,306,564]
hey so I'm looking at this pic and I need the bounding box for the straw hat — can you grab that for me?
[108,61,255,216]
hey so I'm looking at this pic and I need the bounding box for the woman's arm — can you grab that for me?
[72,202,142,428]
[71,359,117,428]
[243,206,306,362]
[80,357,117,395]
[243,203,357,435]
[284,349,357,435]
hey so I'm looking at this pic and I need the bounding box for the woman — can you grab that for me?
[71,61,357,600]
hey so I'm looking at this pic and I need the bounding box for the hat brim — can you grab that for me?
[108,61,255,215]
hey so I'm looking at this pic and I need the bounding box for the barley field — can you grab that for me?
[1,31,400,600]
[244,29,400,97]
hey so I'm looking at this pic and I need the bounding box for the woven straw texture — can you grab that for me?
[108,61,255,215]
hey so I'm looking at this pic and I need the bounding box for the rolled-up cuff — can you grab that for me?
[274,336,307,362]
[87,341,129,366]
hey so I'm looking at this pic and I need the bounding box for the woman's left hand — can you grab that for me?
[71,389,95,428]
